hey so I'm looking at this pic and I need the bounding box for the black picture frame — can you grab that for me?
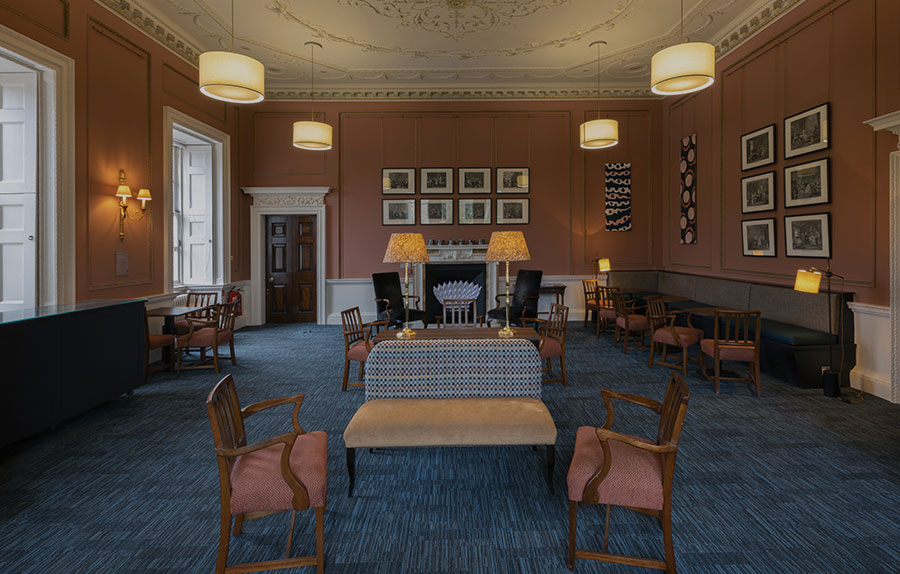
[784,103,829,159]
[420,198,453,225]
[458,168,491,194]
[496,198,529,224]
[784,212,831,258]
[381,168,415,194]
[496,168,529,193]
[741,171,776,213]
[458,198,491,225]
[740,124,776,171]
[420,168,453,194]
[784,158,829,208]
[741,218,777,257]
[382,199,415,225]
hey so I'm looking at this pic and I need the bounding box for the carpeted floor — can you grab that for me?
[1,323,899,573]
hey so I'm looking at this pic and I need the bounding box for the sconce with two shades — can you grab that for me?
[115,169,151,241]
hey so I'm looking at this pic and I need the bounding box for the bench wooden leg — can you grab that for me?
[545,444,555,492]
[346,448,355,498]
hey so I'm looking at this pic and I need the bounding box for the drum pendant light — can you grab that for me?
[580,41,618,150]
[292,42,333,151]
[199,0,265,103]
[650,0,715,96]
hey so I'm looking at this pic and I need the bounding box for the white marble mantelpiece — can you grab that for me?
[411,244,498,314]
[242,186,330,206]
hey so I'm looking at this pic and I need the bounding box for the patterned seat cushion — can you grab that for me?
[700,339,756,362]
[653,326,703,348]
[567,426,663,510]
[616,314,650,331]
[230,431,327,514]
[348,340,370,362]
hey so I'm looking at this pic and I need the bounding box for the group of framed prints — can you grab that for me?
[383,198,529,226]
[382,166,530,226]
[739,103,831,258]
[382,167,529,195]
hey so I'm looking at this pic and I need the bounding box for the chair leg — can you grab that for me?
[358,361,364,381]
[547,358,553,378]
[177,347,183,375]
[315,505,325,574]
[229,339,237,365]
[682,347,689,378]
[215,509,231,574]
[284,510,296,558]
[754,359,762,397]
[622,329,630,354]
[233,514,244,536]
[661,504,676,574]
[342,358,350,392]
[661,343,668,362]
[213,344,221,374]
[568,500,577,571]
[613,324,620,346]
[714,356,721,394]
[647,340,655,368]
[604,504,611,553]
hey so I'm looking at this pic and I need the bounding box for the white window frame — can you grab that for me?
[162,106,231,292]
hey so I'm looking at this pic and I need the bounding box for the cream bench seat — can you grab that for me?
[342,338,557,497]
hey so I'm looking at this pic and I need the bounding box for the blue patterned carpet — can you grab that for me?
[1,323,899,573]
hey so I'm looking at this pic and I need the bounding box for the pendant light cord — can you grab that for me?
[231,0,235,52]
[681,0,685,41]
[596,41,601,117]
[310,44,315,121]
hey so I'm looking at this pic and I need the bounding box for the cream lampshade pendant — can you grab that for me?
[579,41,618,150]
[650,0,715,96]
[198,1,265,104]
[293,42,333,151]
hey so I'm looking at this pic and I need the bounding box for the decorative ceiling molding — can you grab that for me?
[711,0,803,57]
[264,86,655,101]
[95,0,202,65]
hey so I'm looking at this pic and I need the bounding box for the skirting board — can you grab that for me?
[850,368,892,401]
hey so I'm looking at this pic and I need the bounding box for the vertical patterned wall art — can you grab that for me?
[680,134,698,244]
[604,162,632,232]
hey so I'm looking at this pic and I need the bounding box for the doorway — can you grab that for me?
[265,214,317,323]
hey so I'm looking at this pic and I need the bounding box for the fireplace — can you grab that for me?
[424,263,487,324]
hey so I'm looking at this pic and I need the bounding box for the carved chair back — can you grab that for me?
[186,290,219,321]
[712,309,762,357]
[441,298,478,328]
[215,301,239,334]
[206,374,247,478]
[583,279,599,303]
[341,307,367,348]
[595,285,619,312]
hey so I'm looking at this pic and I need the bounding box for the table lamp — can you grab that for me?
[383,233,429,339]
[485,231,531,338]
[793,261,843,397]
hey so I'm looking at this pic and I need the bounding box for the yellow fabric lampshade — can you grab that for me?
[383,233,429,263]
[580,119,619,149]
[199,51,265,104]
[650,42,715,96]
[597,258,611,273]
[485,231,531,262]
[794,269,822,294]
[136,188,152,201]
[292,121,333,151]
[115,184,132,198]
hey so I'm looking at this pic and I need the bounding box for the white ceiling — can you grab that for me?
[98,0,803,100]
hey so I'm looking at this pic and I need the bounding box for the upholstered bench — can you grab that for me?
[342,338,557,497]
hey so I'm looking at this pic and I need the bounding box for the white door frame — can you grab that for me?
[162,106,231,292]
[244,187,329,325]
[0,24,75,306]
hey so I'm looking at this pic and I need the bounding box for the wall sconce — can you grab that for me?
[116,169,151,240]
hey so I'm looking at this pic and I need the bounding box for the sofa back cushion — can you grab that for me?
[748,284,843,333]
[364,338,542,401]
[658,273,696,299]
[607,271,659,292]
[693,277,751,309]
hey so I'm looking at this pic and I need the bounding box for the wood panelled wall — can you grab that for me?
[662,0,899,305]
[240,100,662,279]
[0,0,242,300]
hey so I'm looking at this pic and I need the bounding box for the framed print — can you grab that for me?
[382,168,415,194]
[740,124,775,171]
[458,198,491,225]
[382,199,415,225]
[784,103,829,159]
[459,168,491,194]
[421,168,453,194]
[420,198,453,225]
[785,212,831,258]
[741,171,776,213]
[741,218,776,257]
[497,167,529,193]
[784,158,829,208]
[496,198,529,224]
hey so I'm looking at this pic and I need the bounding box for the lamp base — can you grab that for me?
[498,326,515,338]
[396,327,416,339]
[823,370,840,398]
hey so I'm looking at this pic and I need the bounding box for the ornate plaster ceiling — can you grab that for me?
[97,0,803,100]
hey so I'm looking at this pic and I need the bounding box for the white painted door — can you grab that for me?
[0,72,37,311]
[180,144,213,285]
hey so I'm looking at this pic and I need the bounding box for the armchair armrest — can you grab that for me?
[600,389,662,430]
[406,294,421,309]
[595,428,677,454]
[242,393,306,434]
[363,319,389,334]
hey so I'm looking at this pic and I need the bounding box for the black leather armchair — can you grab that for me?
[487,269,543,327]
[372,272,429,329]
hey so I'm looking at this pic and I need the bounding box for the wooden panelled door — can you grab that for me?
[266,215,317,323]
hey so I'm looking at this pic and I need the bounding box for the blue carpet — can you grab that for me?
[1,323,899,573]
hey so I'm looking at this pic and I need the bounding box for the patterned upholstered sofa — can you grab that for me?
[607,271,856,388]
[342,338,557,496]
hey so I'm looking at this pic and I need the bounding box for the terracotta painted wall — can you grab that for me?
[0,0,243,300]
[240,99,662,279]
[662,0,899,305]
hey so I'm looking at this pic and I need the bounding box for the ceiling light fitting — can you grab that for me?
[292,41,333,151]
[650,0,715,96]
[198,0,265,103]
[580,41,618,150]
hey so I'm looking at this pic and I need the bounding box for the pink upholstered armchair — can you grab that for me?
[340,306,387,392]
[646,297,703,377]
[538,303,569,386]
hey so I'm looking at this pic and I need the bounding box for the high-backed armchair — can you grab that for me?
[487,269,542,327]
[174,290,220,335]
[178,301,238,374]
[647,297,703,377]
[372,272,428,329]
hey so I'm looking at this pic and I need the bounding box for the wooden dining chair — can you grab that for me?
[174,290,220,335]
[594,285,619,336]
[567,372,691,573]
[340,307,386,392]
[612,292,649,354]
[646,297,704,377]
[438,298,481,328]
[145,309,180,383]
[539,303,569,386]
[582,279,599,327]
[178,301,238,374]
[700,309,763,396]
[206,374,326,574]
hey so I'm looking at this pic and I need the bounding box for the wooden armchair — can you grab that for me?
[582,279,599,327]
[612,292,650,354]
[206,374,326,574]
[567,373,691,573]
[340,307,386,392]
[646,297,703,377]
[594,285,619,336]
[700,309,763,396]
[538,303,569,386]
[178,301,238,374]
[174,290,219,335]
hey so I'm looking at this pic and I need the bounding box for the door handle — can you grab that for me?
[268,276,275,283]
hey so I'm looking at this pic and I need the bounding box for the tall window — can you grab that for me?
[172,129,214,286]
